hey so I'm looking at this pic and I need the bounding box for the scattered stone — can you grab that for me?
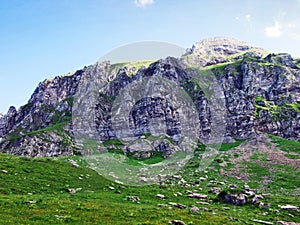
[68,159,79,168]
[229,184,238,189]
[243,185,250,191]
[209,187,221,194]
[139,177,148,183]
[223,193,247,206]
[199,177,207,181]
[190,206,200,213]
[277,221,300,225]
[262,193,272,197]
[114,190,121,194]
[197,201,210,205]
[178,178,186,185]
[72,163,79,168]
[173,175,182,179]
[158,203,170,208]
[67,188,76,194]
[115,180,124,185]
[236,193,247,206]
[188,193,208,199]
[279,205,299,210]
[25,200,36,204]
[169,220,186,225]
[255,195,264,199]
[258,212,268,216]
[129,196,140,202]
[259,202,271,208]
[169,202,187,209]
[174,192,182,196]
[193,180,200,185]
[245,190,256,196]
[119,185,126,189]
[175,203,187,209]
[108,186,115,190]
[252,219,273,225]
[156,194,166,199]
[288,214,294,218]
[252,195,264,204]
[1,170,8,174]
[202,207,212,212]
[217,181,225,185]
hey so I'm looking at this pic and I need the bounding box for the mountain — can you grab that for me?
[0,37,299,157]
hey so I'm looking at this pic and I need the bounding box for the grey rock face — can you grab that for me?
[0,38,299,157]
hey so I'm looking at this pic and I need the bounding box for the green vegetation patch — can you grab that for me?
[108,60,155,75]
[101,139,124,147]
[267,134,300,153]
[218,139,244,151]
[254,96,299,119]
[0,153,110,195]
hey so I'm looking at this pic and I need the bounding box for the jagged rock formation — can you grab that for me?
[184,37,266,66]
[0,37,299,157]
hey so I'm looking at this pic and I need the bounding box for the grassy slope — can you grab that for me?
[0,135,299,225]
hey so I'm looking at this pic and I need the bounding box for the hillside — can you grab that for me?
[0,134,299,224]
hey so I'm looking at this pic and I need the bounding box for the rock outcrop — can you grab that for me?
[0,37,299,157]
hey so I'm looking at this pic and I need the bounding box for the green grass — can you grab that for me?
[0,153,110,195]
[218,139,244,151]
[254,96,299,119]
[285,153,300,159]
[267,134,300,153]
[101,139,124,147]
[243,162,270,180]
[250,152,268,161]
[0,144,299,225]
[108,60,155,75]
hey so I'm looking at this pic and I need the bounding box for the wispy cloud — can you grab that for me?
[235,14,251,23]
[264,21,282,38]
[245,14,251,22]
[288,22,297,28]
[134,0,154,8]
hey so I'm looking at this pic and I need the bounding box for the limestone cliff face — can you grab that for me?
[0,38,299,157]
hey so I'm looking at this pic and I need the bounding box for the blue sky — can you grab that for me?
[0,0,300,113]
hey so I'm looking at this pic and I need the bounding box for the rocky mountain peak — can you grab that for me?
[183,37,267,68]
[186,37,265,57]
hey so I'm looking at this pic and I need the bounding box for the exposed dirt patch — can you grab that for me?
[220,134,300,181]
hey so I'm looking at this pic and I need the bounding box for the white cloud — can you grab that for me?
[245,14,251,22]
[134,0,154,8]
[234,14,251,22]
[288,22,297,28]
[264,21,282,38]
[291,33,300,40]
